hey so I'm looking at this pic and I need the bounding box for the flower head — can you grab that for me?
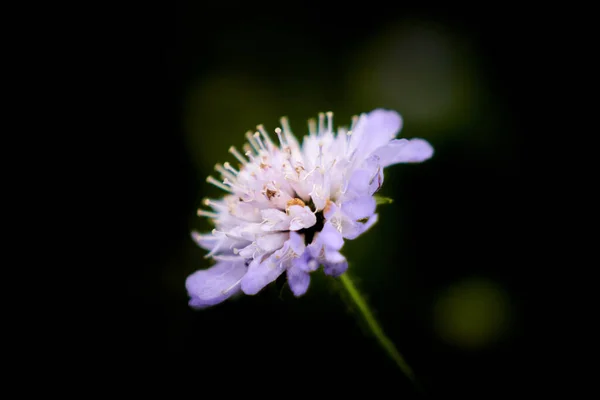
[186,109,433,308]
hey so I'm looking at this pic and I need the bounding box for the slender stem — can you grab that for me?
[340,273,416,384]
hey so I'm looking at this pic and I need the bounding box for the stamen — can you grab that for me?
[317,144,323,166]
[203,198,227,211]
[229,146,248,165]
[204,239,223,259]
[224,231,250,241]
[221,276,244,295]
[253,132,267,151]
[191,231,216,243]
[280,116,292,136]
[214,163,236,181]
[275,127,287,147]
[345,129,353,148]
[308,118,317,136]
[206,175,233,193]
[318,112,325,136]
[245,131,260,153]
[223,178,247,193]
[256,124,274,149]
[350,115,359,132]
[244,150,256,162]
[197,209,218,218]
[326,111,333,134]
[223,161,239,175]
[280,116,298,145]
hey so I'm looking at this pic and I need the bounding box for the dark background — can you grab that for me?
[111,2,535,397]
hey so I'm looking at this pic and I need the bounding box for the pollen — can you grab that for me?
[265,188,278,200]
[323,199,333,215]
[287,198,306,209]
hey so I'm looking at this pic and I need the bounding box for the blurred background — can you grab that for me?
[116,2,531,397]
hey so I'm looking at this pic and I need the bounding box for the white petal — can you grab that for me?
[372,138,434,166]
[288,231,306,256]
[186,261,247,308]
[325,249,345,264]
[350,109,403,160]
[288,205,317,230]
[318,222,344,250]
[241,256,287,295]
[191,231,219,251]
[257,232,288,252]
[260,209,291,231]
[342,196,376,221]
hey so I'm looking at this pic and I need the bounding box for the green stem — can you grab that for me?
[339,273,416,384]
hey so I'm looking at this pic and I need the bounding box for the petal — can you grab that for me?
[350,109,403,159]
[237,243,257,258]
[307,259,319,272]
[362,213,379,232]
[323,259,348,277]
[364,155,384,195]
[256,232,288,252]
[323,200,338,220]
[325,249,345,264]
[191,231,218,251]
[318,222,344,250]
[232,201,262,222]
[241,256,287,295]
[287,265,311,297]
[288,205,317,231]
[364,109,403,140]
[339,217,361,240]
[341,195,376,221]
[260,209,290,231]
[341,213,379,240]
[185,261,247,308]
[292,250,319,272]
[306,241,321,260]
[345,169,372,197]
[288,231,306,256]
[372,138,434,166]
[344,155,384,199]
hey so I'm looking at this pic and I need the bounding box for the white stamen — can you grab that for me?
[197,209,218,218]
[229,146,248,165]
[350,115,359,132]
[192,231,216,243]
[253,132,266,151]
[244,150,255,162]
[318,112,325,136]
[275,127,287,147]
[345,129,353,151]
[256,124,274,149]
[243,144,253,156]
[215,163,236,181]
[223,161,239,175]
[206,175,233,193]
[308,118,317,136]
[245,131,260,153]
[221,276,244,295]
[204,236,223,258]
[223,178,247,193]
[203,198,227,211]
[280,116,292,136]
[326,111,333,134]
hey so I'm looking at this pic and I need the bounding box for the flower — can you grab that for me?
[186,109,433,308]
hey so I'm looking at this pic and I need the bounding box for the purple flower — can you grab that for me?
[186,109,433,308]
